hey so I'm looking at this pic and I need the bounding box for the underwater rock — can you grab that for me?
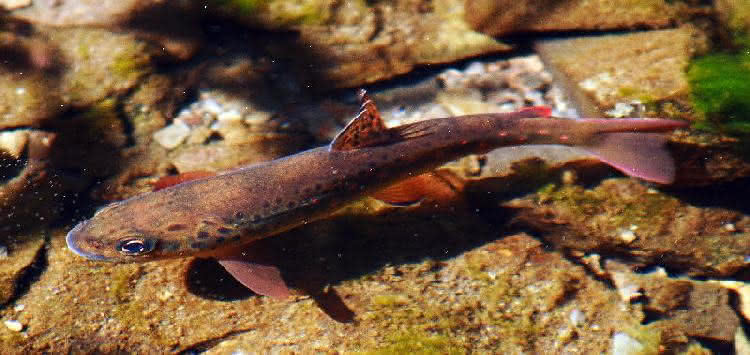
[9,0,166,27]
[604,261,740,345]
[535,26,708,115]
[466,0,684,37]
[0,68,62,130]
[156,90,310,174]
[505,179,750,278]
[0,131,66,233]
[0,232,44,306]
[267,0,509,88]
[42,28,155,108]
[9,228,650,353]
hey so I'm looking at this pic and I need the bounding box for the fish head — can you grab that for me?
[65,200,190,262]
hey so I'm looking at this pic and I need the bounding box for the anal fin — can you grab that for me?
[372,170,465,207]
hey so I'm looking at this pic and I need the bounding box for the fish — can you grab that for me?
[66,90,688,299]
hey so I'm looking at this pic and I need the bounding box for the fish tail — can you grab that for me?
[581,131,676,184]
[577,118,687,184]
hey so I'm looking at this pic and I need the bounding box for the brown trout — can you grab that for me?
[67,90,687,298]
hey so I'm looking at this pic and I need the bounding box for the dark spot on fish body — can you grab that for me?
[197,231,210,239]
[275,197,282,205]
[167,223,187,232]
[234,211,245,221]
[216,236,226,244]
[287,201,296,208]
[217,227,233,235]
[263,201,271,209]
[315,183,322,191]
[252,214,261,222]
[162,241,180,252]
[231,235,241,242]
[190,241,205,249]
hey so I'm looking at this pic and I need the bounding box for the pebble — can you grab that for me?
[611,332,643,355]
[569,309,585,327]
[217,110,242,122]
[618,229,637,243]
[153,121,191,150]
[13,304,24,312]
[0,0,31,10]
[724,223,737,232]
[0,130,29,159]
[4,320,23,332]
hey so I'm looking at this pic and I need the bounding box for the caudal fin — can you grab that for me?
[582,132,676,184]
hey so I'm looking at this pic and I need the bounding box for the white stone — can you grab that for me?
[618,229,637,243]
[4,320,23,332]
[724,223,737,232]
[217,110,242,122]
[611,332,643,355]
[153,121,190,150]
[569,309,585,327]
[0,0,31,11]
[0,130,29,159]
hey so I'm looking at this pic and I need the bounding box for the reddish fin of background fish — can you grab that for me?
[372,171,465,206]
[330,89,395,151]
[153,171,216,191]
[218,258,291,299]
[583,132,676,184]
[517,106,552,118]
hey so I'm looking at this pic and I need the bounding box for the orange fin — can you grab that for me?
[153,171,216,191]
[518,106,552,118]
[218,258,291,299]
[372,170,465,206]
[330,89,395,151]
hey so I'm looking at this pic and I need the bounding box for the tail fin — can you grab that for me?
[582,132,676,184]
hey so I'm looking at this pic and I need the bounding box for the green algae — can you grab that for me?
[621,324,661,355]
[210,0,332,26]
[109,265,143,304]
[362,330,466,355]
[210,0,268,15]
[687,53,750,135]
[111,46,151,82]
[536,181,680,237]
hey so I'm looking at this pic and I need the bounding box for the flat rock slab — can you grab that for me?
[466,0,682,36]
[5,229,647,353]
[505,178,750,278]
[0,233,44,306]
[535,26,707,114]
[9,0,163,27]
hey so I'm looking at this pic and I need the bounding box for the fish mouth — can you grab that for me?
[66,221,113,262]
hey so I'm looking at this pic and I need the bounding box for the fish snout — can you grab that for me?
[65,221,113,262]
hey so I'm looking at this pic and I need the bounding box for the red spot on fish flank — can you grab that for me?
[498,131,508,137]
[559,135,569,142]
[538,129,549,135]
[460,140,468,145]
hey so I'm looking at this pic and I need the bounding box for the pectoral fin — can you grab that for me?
[217,258,291,299]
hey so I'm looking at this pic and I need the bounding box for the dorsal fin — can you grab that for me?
[330,89,394,151]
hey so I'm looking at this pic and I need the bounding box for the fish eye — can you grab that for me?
[116,237,155,256]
